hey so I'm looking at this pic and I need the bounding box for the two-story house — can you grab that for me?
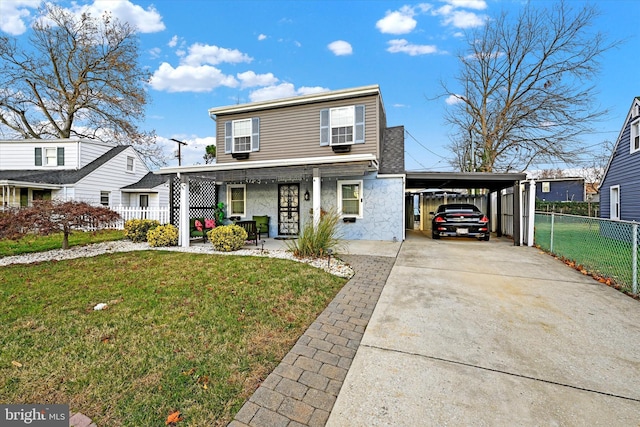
[0,138,168,209]
[600,96,640,221]
[160,85,406,243]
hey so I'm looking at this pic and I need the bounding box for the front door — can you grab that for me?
[278,184,299,235]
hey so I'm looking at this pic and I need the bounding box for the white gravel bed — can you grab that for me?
[0,240,354,278]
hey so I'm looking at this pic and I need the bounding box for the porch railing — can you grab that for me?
[110,206,171,229]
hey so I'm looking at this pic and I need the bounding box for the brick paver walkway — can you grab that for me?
[229,254,396,427]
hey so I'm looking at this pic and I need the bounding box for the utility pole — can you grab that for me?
[170,138,187,166]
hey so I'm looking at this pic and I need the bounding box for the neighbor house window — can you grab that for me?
[126,156,135,172]
[337,180,363,218]
[631,118,640,154]
[542,182,550,193]
[610,185,620,220]
[320,105,365,146]
[100,191,110,206]
[227,184,246,217]
[224,118,260,154]
[35,147,64,166]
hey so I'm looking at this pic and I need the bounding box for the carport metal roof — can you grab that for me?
[405,171,527,192]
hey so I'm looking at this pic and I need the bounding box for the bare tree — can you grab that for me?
[0,4,164,166]
[444,1,617,172]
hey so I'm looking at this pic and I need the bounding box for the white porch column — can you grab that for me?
[179,174,190,247]
[313,168,321,227]
[527,179,536,247]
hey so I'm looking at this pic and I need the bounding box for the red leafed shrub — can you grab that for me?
[1,200,120,249]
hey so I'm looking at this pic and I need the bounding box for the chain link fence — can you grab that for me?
[535,212,639,295]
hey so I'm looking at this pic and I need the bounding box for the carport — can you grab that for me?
[405,171,528,245]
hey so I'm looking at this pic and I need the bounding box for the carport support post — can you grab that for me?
[313,168,321,227]
[179,174,190,248]
[513,182,522,246]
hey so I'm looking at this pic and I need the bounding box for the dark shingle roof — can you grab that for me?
[379,126,405,175]
[121,172,169,190]
[0,145,129,185]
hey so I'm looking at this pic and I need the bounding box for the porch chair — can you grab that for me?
[252,215,270,238]
[235,220,260,246]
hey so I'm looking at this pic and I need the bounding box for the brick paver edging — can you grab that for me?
[229,254,396,427]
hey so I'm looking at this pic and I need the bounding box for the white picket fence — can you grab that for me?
[110,206,171,229]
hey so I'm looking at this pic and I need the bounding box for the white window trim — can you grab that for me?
[100,191,110,207]
[610,185,620,220]
[541,182,550,193]
[337,179,363,219]
[630,118,640,154]
[227,184,247,218]
[44,147,57,166]
[330,106,355,146]
[126,156,135,173]
[232,118,252,153]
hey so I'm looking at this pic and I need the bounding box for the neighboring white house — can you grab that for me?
[0,138,168,209]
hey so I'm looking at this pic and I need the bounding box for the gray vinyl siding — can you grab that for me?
[215,94,381,164]
[0,141,78,169]
[73,147,150,205]
[600,114,640,221]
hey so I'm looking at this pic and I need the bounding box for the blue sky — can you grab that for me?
[1,0,638,172]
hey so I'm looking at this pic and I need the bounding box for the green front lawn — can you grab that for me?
[1,250,346,426]
[0,229,125,256]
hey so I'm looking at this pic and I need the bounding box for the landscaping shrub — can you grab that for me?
[208,224,247,252]
[147,224,179,247]
[124,219,160,242]
[286,209,343,258]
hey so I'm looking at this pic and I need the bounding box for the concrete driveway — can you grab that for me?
[327,232,640,426]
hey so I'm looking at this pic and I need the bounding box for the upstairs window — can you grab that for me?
[541,182,550,193]
[127,156,135,172]
[224,118,260,155]
[320,105,365,146]
[631,118,640,154]
[35,147,64,166]
[233,119,252,152]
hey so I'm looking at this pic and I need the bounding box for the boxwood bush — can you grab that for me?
[147,224,179,247]
[124,219,160,242]
[207,225,247,252]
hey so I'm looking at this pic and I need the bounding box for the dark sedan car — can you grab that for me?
[431,203,490,241]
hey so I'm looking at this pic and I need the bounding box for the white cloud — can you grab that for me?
[376,5,420,35]
[444,0,487,10]
[386,39,439,56]
[237,71,279,89]
[249,83,329,102]
[168,35,179,48]
[328,40,353,56]
[149,62,238,93]
[149,47,161,59]
[441,10,487,28]
[73,0,165,33]
[445,94,465,105]
[0,0,40,35]
[180,43,253,66]
[258,34,267,41]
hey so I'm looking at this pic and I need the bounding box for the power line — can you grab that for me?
[404,130,448,160]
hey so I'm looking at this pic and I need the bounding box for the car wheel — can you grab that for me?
[482,234,490,241]
[432,233,440,240]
